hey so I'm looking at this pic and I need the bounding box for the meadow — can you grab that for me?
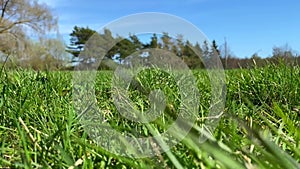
[0,63,299,168]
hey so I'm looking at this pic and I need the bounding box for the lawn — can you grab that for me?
[0,64,299,168]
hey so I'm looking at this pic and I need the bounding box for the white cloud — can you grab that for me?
[38,0,57,7]
[38,0,69,8]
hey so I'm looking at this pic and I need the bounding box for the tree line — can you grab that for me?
[67,26,300,70]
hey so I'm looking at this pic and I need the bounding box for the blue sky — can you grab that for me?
[40,0,299,58]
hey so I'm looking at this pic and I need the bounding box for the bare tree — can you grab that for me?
[0,0,57,34]
[219,38,235,68]
[272,43,295,58]
[224,37,228,69]
[0,0,57,55]
[10,38,67,70]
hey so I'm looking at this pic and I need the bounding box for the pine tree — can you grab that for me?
[211,40,220,56]
[150,34,158,48]
[67,26,97,57]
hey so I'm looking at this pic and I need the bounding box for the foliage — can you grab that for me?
[70,26,97,46]
[4,39,67,70]
[65,26,300,71]
[66,26,97,57]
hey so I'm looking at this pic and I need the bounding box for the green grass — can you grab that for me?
[0,64,299,168]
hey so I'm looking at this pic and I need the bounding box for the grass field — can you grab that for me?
[0,63,299,168]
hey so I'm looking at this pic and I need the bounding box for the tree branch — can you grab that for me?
[0,19,31,34]
[0,0,10,22]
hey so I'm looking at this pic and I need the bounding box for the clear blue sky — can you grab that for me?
[40,0,299,58]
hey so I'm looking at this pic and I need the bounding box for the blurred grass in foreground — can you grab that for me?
[0,63,299,168]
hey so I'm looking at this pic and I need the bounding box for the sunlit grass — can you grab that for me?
[0,63,299,168]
